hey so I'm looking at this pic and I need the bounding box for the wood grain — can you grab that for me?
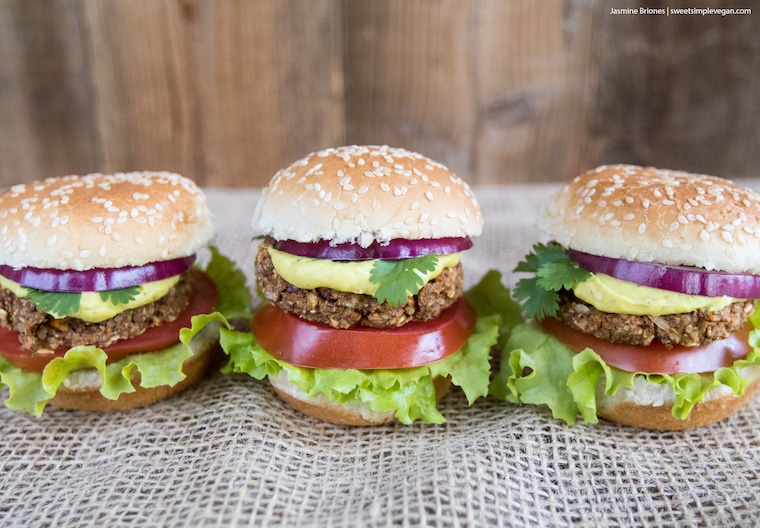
[0,0,757,188]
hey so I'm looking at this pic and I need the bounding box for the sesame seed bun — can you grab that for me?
[252,145,483,247]
[540,165,760,274]
[0,172,214,271]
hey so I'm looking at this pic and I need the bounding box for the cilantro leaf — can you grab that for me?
[512,242,591,321]
[370,254,439,307]
[26,290,82,318]
[514,241,569,272]
[536,261,591,291]
[513,278,561,321]
[99,287,140,305]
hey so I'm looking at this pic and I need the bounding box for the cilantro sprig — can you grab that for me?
[99,287,140,305]
[512,242,591,320]
[26,290,82,318]
[370,254,439,307]
[25,286,141,319]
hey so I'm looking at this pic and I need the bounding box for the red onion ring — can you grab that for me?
[0,255,196,293]
[567,249,760,299]
[267,236,472,260]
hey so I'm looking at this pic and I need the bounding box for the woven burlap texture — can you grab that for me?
[2,185,759,528]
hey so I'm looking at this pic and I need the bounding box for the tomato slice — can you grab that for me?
[252,299,477,370]
[539,316,752,375]
[0,268,218,372]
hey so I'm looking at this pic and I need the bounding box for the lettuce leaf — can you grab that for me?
[0,246,251,416]
[204,245,253,321]
[220,270,518,424]
[492,314,760,425]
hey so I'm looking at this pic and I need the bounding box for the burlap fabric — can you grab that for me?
[2,185,759,527]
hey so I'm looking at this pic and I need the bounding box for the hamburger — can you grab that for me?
[495,164,760,430]
[0,171,249,415]
[221,145,501,425]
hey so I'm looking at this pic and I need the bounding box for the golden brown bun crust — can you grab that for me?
[597,376,760,430]
[270,374,452,426]
[0,172,214,270]
[252,145,483,248]
[48,341,218,412]
[540,164,760,274]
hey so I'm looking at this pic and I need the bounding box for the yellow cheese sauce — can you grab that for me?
[267,246,461,296]
[572,272,739,315]
[0,274,180,323]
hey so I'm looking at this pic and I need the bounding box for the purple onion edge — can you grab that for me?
[267,236,473,260]
[0,255,196,292]
[567,248,760,298]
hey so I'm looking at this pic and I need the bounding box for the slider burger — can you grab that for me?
[221,145,500,425]
[495,165,760,430]
[0,172,248,415]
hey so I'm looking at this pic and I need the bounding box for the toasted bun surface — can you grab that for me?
[596,367,760,430]
[0,172,214,270]
[269,371,452,426]
[252,145,483,247]
[48,324,220,412]
[540,165,760,274]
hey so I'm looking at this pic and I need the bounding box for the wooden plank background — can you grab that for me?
[0,0,757,188]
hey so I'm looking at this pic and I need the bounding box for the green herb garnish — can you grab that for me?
[512,242,591,320]
[370,254,440,307]
[99,287,140,305]
[26,290,82,318]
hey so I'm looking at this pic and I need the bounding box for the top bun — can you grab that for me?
[540,164,760,274]
[0,172,214,270]
[252,145,483,247]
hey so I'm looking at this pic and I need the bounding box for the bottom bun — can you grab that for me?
[269,371,452,426]
[596,366,760,430]
[49,324,221,412]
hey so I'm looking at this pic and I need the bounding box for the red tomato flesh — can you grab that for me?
[0,268,218,372]
[252,299,477,370]
[539,316,752,375]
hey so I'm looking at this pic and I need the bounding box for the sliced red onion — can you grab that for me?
[267,236,472,260]
[567,249,760,299]
[0,255,196,293]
